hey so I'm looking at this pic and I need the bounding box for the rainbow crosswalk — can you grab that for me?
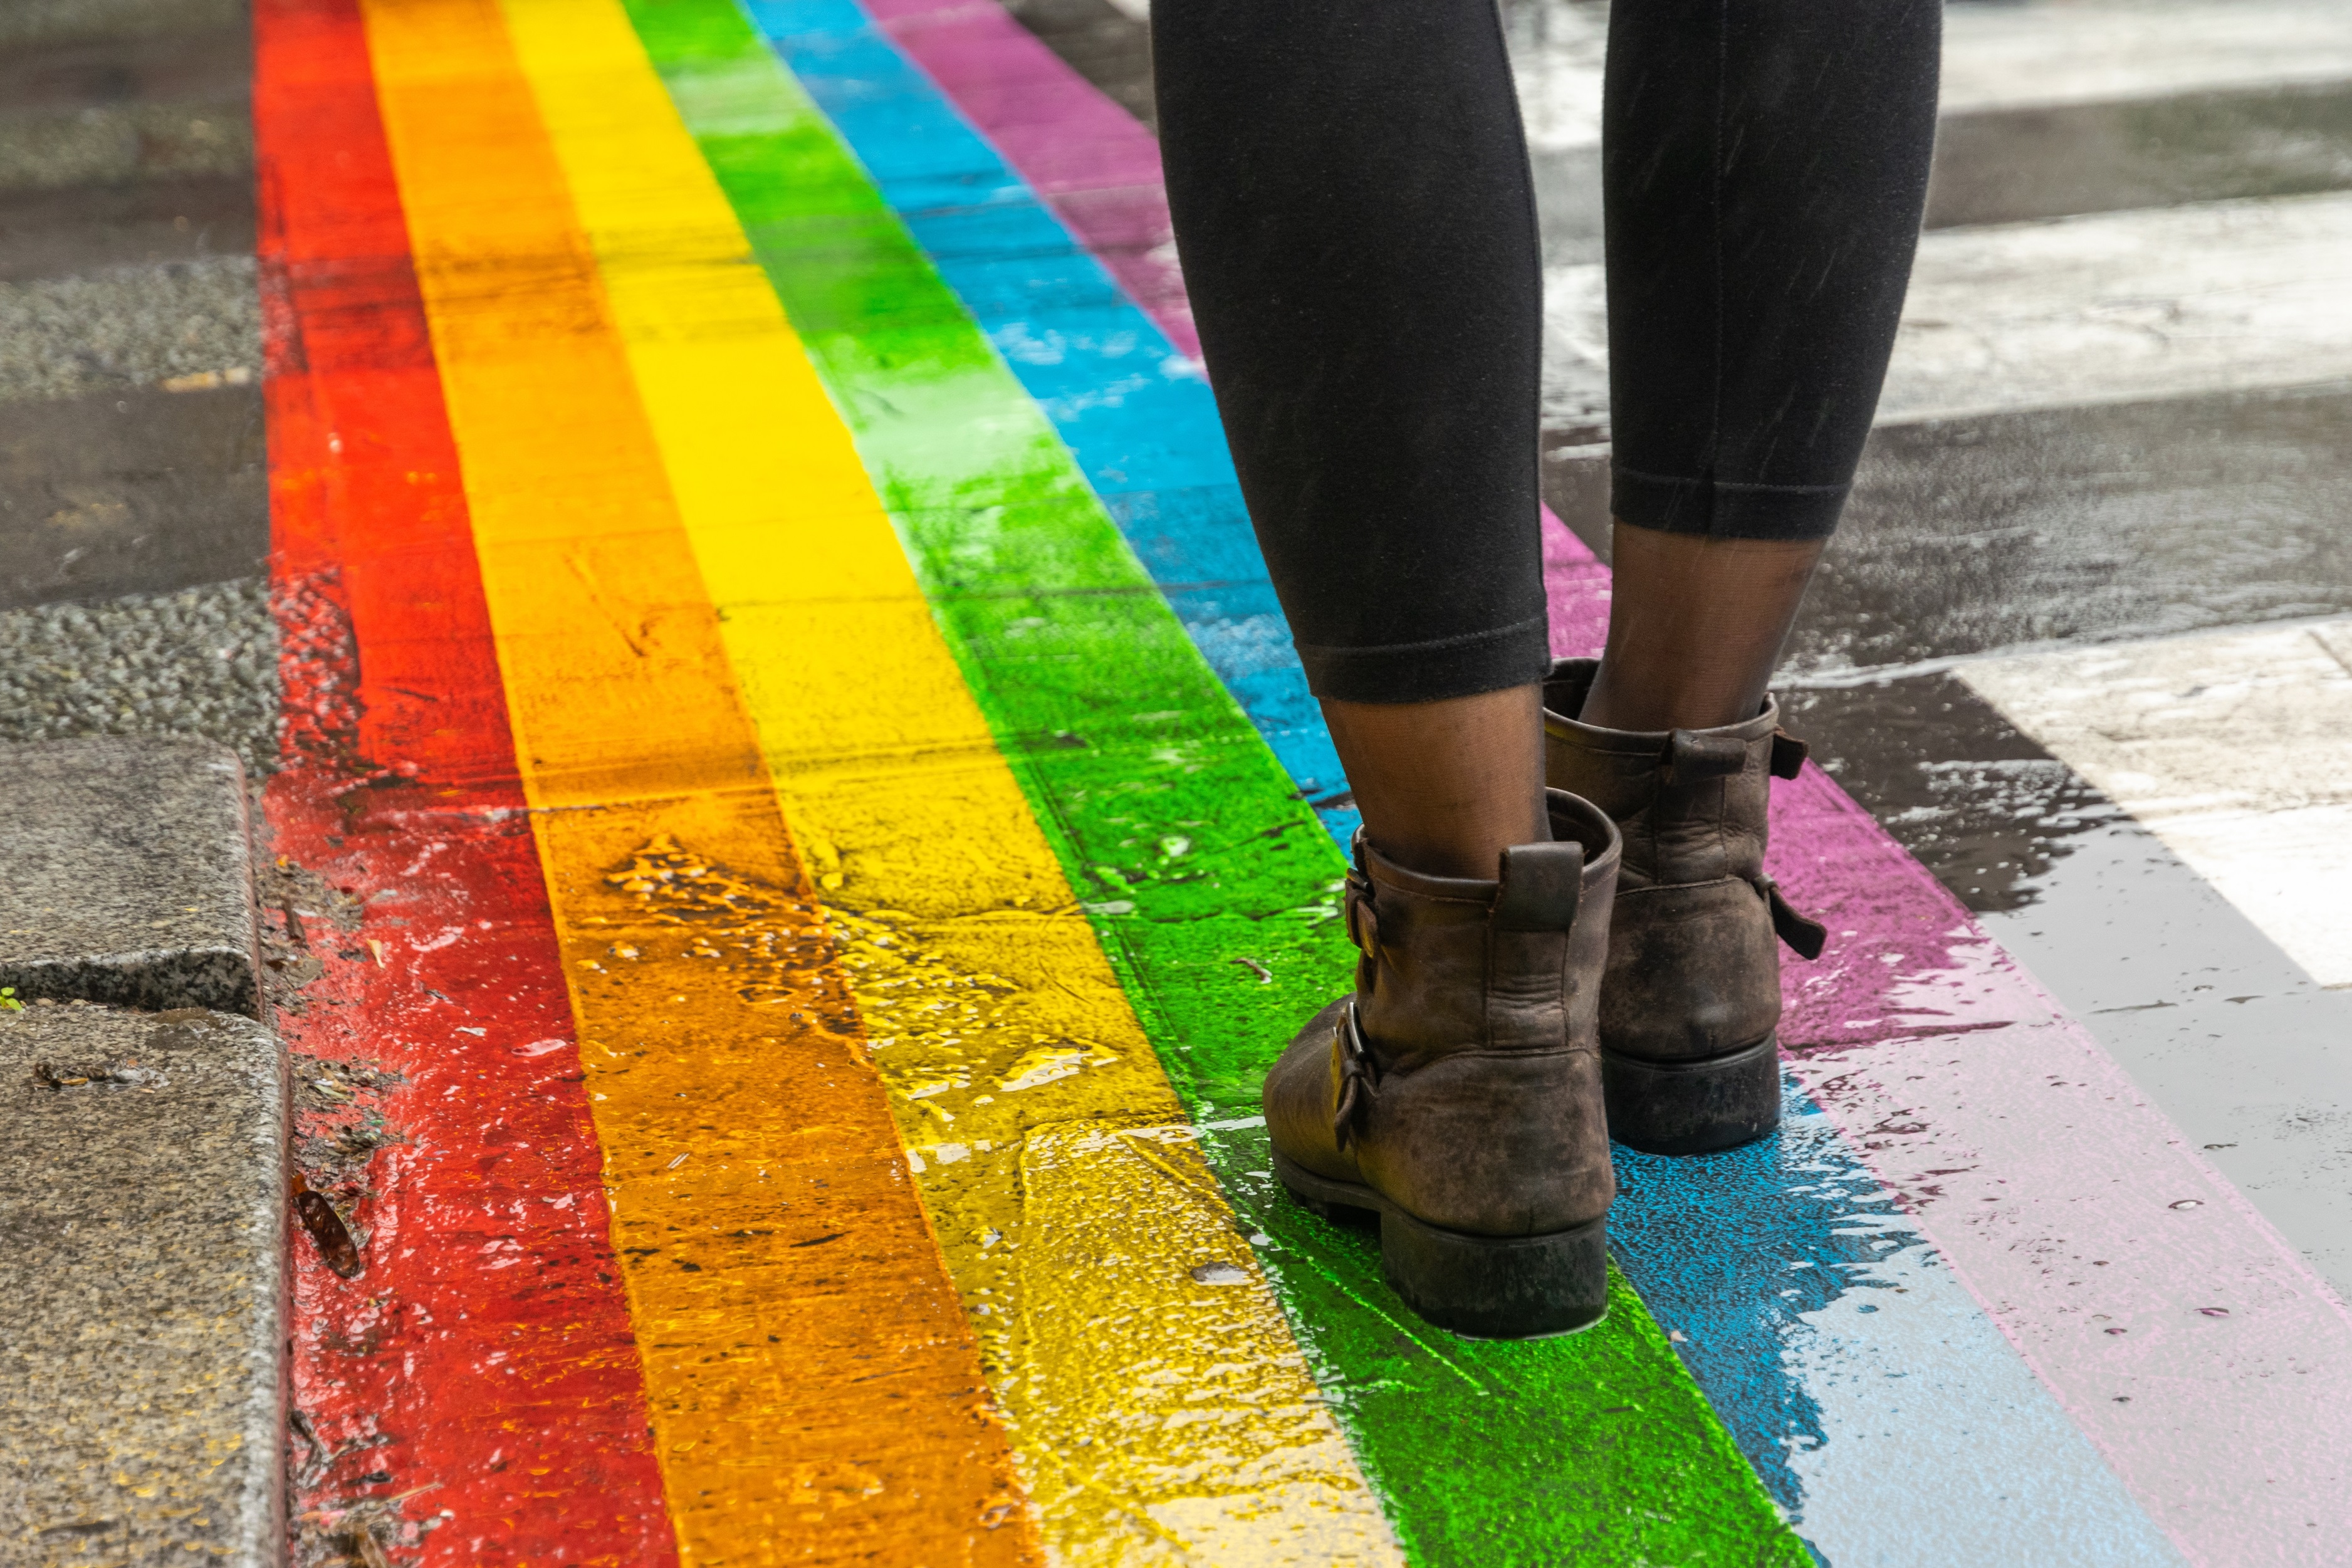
[254,0,2352,1562]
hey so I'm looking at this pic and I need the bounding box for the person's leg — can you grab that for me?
[1154,0,1548,881]
[1322,689,1546,880]
[1580,533,1824,731]
[1589,0,1942,730]
[1158,1,1617,1336]
[1549,0,1942,1154]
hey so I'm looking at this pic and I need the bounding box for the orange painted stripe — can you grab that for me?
[255,0,677,1557]
[354,0,1041,1560]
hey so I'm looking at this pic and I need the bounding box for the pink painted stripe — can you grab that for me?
[870,4,2352,1557]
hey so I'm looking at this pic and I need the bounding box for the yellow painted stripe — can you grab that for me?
[355,1,1043,1562]
[494,1,1404,1562]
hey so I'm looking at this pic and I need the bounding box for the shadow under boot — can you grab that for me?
[1541,658,1827,1155]
[1262,790,1620,1339]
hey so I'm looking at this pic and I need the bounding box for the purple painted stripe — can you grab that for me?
[872,3,2352,1556]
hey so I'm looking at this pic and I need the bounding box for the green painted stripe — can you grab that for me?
[621,1,1808,1559]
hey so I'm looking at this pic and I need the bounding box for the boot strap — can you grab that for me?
[1752,875,1827,961]
[1332,1000,1380,1152]
[1342,871,1379,960]
[1770,729,1809,779]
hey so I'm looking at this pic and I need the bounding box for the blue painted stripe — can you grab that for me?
[739,6,2183,1560]
[739,0,1361,847]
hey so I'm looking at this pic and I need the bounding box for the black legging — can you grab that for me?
[1154,0,1942,704]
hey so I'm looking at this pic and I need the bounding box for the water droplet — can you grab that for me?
[2200,1307,2230,1317]
[2105,1327,2128,1335]
[2170,1199,2202,1210]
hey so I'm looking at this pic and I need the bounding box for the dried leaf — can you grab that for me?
[292,1174,365,1279]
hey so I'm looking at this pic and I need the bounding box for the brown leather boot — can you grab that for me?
[1539,657,1826,1154]
[1263,789,1620,1338]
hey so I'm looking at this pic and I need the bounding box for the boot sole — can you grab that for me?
[1602,1033,1782,1155]
[1270,1150,1609,1339]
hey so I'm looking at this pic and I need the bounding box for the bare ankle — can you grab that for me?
[1321,684,1547,881]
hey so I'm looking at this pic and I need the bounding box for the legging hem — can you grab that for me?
[1611,464,1851,542]
[1297,613,1555,704]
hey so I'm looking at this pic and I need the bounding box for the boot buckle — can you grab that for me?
[1332,1000,1381,1151]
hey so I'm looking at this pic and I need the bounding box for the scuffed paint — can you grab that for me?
[254,2,679,1560]
[720,3,2190,1562]
[249,0,2352,1559]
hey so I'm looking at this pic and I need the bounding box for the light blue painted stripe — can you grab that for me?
[741,4,2185,1559]
[1618,1080,2185,1564]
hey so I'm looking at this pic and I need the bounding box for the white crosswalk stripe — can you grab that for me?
[1510,0,2352,148]
[1520,0,2352,428]
[1544,190,2352,427]
[1966,619,2352,991]
[1938,0,2352,115]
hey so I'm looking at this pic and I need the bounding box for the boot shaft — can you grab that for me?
[1348,790,1619,1066]
[1539,659,1801,891]
[1539,657,1824,1070]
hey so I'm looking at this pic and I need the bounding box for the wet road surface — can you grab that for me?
[7,0,2352,1562]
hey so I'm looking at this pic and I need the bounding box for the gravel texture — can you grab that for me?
[0,254,259,402]
[0,577,281,775]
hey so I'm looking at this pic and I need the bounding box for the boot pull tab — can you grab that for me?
[1493,840,1585,932]
[1770,729,1809,780]
[1752,875,1828,960]
[1667,729,1748,785]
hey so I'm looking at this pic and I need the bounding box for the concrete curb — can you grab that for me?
[0,735,285,1565]
[0,736,263,1016]
[0,1005,286,1564]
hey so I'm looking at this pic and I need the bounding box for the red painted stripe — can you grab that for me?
[254,2,677,1560]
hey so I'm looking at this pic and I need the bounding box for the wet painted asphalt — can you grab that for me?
[7,0,2352,1562]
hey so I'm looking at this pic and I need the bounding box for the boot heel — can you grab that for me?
[1379,1206,1609,1340]
[1270,1149,1381,1228]
[1602,1033,1782,1155]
